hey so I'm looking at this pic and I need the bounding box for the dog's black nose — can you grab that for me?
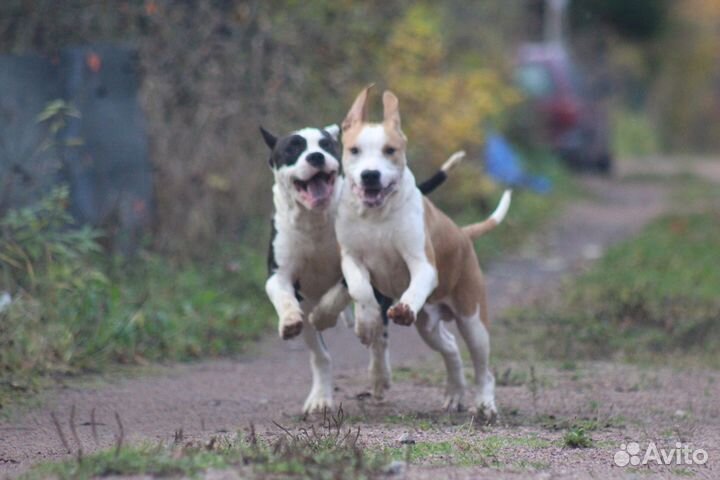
[306,152,325,168]
[361,169,381,186]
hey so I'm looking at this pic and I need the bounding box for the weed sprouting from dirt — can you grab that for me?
[563,426,593,449]
[273,405,360,453]
[264,405,388,478]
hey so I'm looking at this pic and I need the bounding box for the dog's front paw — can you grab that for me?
[387,303,415,326]
[279,312,304,340]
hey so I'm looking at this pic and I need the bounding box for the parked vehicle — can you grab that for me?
[514,42,612,173]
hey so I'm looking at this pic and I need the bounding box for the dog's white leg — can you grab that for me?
[369,322,391,399]
[265,272,303,339]
[415,306,466,411]
[309,280,351,331]
[389,256,437,326]
[341,253,381,345]
[455,308,497,423]
[301,303,333,414]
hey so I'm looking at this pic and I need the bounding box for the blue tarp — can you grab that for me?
[485,132,552,194]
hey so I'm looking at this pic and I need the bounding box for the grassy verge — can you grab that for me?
[499,176,720,365]
[0,188,272,412]
[385,434,554,469]
[23,410,389,480]
[22,437,388,480]
[23,426,559,479]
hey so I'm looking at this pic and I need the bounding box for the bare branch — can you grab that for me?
[114,412,124,457]
[272,420,296,441]
[68,405,83,461]
[90,408,98,445]
[50,412,71,454]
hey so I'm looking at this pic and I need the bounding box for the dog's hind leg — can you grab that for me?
[415,306,465,411]
[369,291,393,399]
[455,306,497,423]
[301,302,333,414]
[369,324,391,399]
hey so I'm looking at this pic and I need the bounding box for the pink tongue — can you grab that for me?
[307,176,329,201]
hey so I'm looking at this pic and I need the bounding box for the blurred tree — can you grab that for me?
[567,0,720,154]
[570,0,671,41]
[383,3,520,208]
[0,1,525,252]
[649,0,720,151]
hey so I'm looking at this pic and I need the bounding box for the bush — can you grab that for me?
[0,186,106,377]
[0,188,271,403]
[503,210,720,362]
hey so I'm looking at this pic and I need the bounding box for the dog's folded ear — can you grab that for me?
[323,124,340,141]
[342,84,374,132]
[259,126,277,150]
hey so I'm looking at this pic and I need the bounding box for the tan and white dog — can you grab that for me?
[260,123,464,413]
[335,86,511,420]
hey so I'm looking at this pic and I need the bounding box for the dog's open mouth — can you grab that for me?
[293,171,337,208]
[353,181,396,208]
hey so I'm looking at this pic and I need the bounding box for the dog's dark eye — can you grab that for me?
[349,146,360,155]
[383,146,396,156]
[319,138,335,154]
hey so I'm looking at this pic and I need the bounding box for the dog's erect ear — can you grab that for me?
[259,126,277,150]
[342,84,374,132]
[382,91,401,131]
[323,124,340,141]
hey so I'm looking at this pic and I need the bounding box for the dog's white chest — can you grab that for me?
[356,229,410,299]
[337,182,425,300]
[274,218,341,299]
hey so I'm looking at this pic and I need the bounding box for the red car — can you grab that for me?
[514,43,612,173]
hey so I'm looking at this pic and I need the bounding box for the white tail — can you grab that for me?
[441,150,466,173]
[462,190,512,240]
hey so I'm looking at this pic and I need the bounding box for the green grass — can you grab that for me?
[22,432,388,480]
[24,444,231,480]
[499,177,720,365]
[562,427,593,449]
[386,434,554,468]
[25,431,559,478]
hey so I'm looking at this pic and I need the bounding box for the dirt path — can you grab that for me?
[1,174,717,479]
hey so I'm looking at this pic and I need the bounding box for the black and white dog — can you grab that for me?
[260,124,463,413]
